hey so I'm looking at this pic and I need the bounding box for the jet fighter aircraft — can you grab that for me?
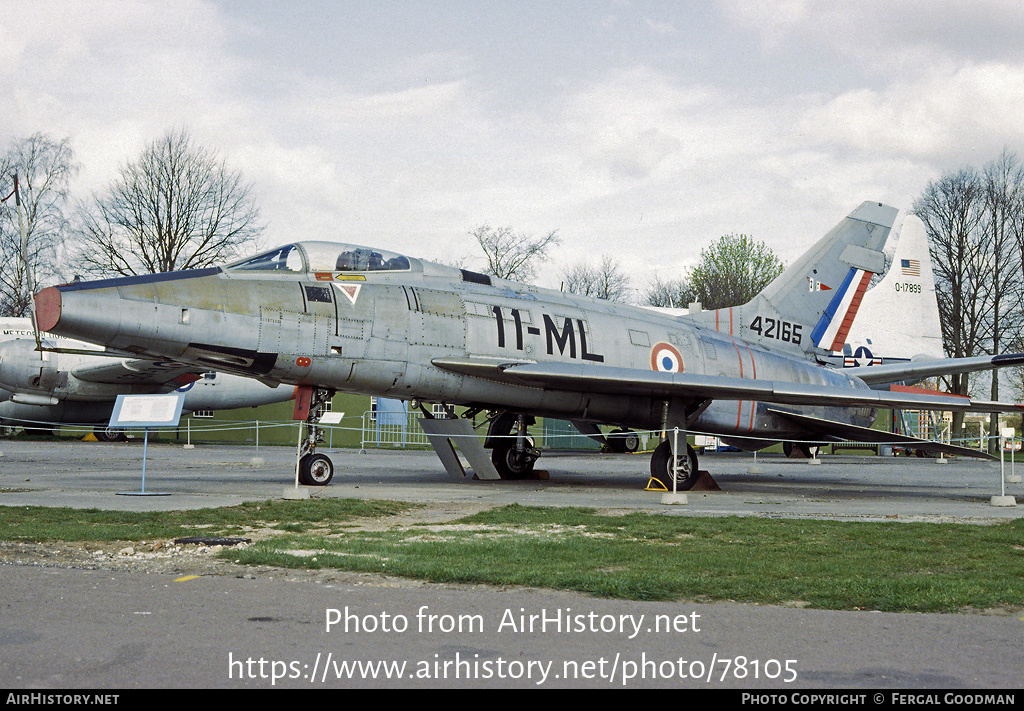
[33,201,1024,487]
[0,317,295,439]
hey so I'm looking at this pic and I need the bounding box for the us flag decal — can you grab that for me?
[901,259,921,277]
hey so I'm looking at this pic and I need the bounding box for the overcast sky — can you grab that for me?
[3,0,1023,293]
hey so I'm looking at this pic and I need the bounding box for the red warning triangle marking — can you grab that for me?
[335,283,361,305]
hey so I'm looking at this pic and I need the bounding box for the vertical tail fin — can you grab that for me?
[687,201,898,354]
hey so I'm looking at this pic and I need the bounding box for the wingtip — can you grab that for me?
[992,353,1024,367]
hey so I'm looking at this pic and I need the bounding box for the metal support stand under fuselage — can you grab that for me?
[419,415,501,480]
[422,408,541,481]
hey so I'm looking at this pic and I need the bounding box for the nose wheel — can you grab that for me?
[299,452,335,485]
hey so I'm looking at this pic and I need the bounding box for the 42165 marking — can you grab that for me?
[749,316,802,345]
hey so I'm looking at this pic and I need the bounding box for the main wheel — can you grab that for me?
[298,453,335,486]
[621,430,640,453]
[650,439,699,490]
[94,425,127,443]
[491,438,537,480]
[607,429,641,453]
[784,442,818,458]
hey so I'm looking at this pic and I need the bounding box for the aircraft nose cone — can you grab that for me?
[35,287,62,332]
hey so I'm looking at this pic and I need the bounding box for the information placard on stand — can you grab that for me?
[111,393,185,497]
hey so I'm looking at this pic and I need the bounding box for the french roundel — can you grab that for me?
[650,342,683,373]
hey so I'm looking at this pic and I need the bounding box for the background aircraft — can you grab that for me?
[831,214,943,368]
[0,318,295,440]
[786,213,946,456]
[33,201,1024,486]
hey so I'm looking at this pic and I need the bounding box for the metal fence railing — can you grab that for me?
[360,410,433,450]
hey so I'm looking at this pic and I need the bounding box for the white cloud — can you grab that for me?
[718,0,1024,73]
[3,0,1023,294]
[644,17,677,36]
[797,62,1024,165]
[0,1,251,190]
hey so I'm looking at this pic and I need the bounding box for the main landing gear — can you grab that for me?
[783,442,820,459]
[606,428,641,453]
[297,387,336,486]
[486,411,541,480]
[649,439,700,491]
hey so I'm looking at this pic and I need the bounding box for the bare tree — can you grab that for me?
[73,128,262,276]
[0,134,77,316]
[914,166,992,438]
[562,255,631,301]
[470,224,559,283]
[644,275,695,308]
[981,150,1024,451]
[688,233,783,310]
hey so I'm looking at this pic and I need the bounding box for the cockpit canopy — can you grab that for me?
[227,242,412,274]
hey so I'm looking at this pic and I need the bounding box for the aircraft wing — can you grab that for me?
[69,359,203,389]
[850,353,1024,387]
[765,408,995,460]
[432,358,1024,413]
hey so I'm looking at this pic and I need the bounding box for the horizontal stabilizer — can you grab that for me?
[767,408,995,460]
[855,353,1024,387]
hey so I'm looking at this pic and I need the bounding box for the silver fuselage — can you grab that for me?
[36,251,876,444]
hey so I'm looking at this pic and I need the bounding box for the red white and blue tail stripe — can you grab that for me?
[810,268,873,351]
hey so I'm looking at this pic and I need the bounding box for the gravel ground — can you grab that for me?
[0,500,498,582]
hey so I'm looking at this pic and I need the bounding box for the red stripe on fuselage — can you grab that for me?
[729,336,745,430]
[746,343,757,431]
[717,308,757,432]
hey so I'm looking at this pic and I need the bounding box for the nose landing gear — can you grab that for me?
[297,387,336,486]
[299,451,334,485]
